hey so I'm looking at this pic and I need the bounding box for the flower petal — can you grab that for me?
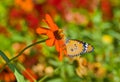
[58,40,67,56]
[47,30,54,38]
[58,48,63,61]
[55,40,60,52]
[59,40,65,47]
[45,14,58,31]
[36,27,49,34]
[46,38,55,46]
[62,45,67,56]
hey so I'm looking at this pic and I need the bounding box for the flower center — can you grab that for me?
[53,29,64,40]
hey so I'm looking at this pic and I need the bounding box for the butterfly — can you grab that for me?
[66,39,94,57]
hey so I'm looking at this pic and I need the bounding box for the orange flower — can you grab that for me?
[22,68,38,82]
[15,0,34,12]
[0,66,16,82]
[36,14,66,61]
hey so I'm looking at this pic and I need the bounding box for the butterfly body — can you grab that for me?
[66,39,94,57]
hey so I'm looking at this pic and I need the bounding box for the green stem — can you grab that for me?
[10,39,47,61]
[38,75,49,82]
[0,39,47,73]
[0,51,14,72]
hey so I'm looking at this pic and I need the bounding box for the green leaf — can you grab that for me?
[14,68,27,82]
[0,50,26,82]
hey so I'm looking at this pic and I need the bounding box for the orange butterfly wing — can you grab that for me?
[66,40,94,57]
